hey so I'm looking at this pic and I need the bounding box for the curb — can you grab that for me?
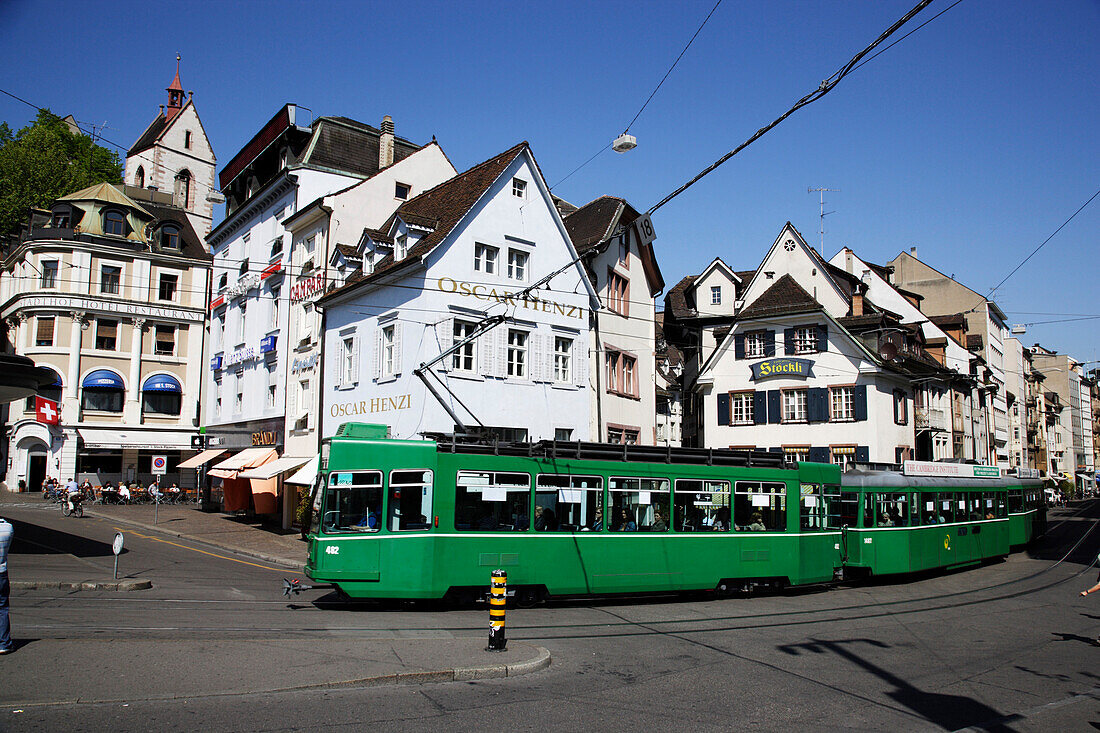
[84,509,306,570]
[11,579,151,592]
[0,645,552,707]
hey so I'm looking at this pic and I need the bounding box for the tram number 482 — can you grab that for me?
[325,546,340,555]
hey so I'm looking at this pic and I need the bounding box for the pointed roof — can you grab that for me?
[167,66,183,93]
[128,114,168,156]
[59,182,153,218]
[563,195,625,253]
[736,274,822,320]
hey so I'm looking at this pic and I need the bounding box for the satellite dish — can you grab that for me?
[879,342,898,362]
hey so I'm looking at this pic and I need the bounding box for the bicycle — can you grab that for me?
[61,493,84,518]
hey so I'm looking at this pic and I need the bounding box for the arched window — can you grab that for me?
[81,369,125,413]
[26,370,62,412]
[174,170,192,209]
[142,374,182,416]
[135,166,145,188]
[160,224,181,249]
[103,210,126,236]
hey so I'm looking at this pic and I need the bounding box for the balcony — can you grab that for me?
[915,406,948,431]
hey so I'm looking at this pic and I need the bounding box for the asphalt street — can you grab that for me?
[0,498,1097,731]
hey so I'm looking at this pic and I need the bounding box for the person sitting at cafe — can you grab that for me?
[118,484,131,503]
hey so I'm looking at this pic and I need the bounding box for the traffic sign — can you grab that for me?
[151,455,167,475]
[633,214,657,247]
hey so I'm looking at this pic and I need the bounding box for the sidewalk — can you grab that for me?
[0,487,307,568]
[0,637,551,705]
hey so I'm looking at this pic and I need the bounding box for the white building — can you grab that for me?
[124,63,217,239]
[200,106,433,516]
[318,142,599,442]
[562,196,664,443]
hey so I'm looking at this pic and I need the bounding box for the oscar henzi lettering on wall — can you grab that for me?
[436,277,584,320]
[331,394,412,417]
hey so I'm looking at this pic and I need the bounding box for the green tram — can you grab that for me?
[304,424,1046,602]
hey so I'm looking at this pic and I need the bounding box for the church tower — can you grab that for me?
[125,57,217,241]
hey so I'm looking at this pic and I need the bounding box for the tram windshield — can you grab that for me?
[322,471,382,533]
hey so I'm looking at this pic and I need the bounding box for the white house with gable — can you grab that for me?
[318,142,600,441]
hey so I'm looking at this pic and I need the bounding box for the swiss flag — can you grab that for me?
[35,396,59,426]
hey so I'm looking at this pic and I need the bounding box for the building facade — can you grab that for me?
[1,184,210,491]
[318,142,599,442]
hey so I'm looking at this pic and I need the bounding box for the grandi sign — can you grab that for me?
[751,358,815,381]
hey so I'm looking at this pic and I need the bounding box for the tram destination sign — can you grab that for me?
[903,461,1001,479]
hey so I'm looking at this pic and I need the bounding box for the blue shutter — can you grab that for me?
[769,447,783,454]
[808,447,829,464]
[855,446,870,464]
[734,333,745,360]
[767,390,781,424]
[717,392,730,426]
[816,324,828,352]
[754,391,768,425]
[764,330,776,357]
[853,385,868,421]
[807,387,829,422]
[784,328,796,356]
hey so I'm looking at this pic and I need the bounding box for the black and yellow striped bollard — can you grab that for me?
[487,569,507,652]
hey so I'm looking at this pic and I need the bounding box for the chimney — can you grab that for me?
[379,115,395,170]
[910,246,918,257]
[852,292,864,317]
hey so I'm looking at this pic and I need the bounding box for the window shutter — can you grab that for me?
[531,333,545,382]
[333,342,344,389]
[37,317,54,344]
[855,445,870,464]
[853,385,868,421]
[764,330,776,357]
[807,387,829,422]
[480,329,495,377]
[392,323,403,375]
[784,328,796,356]
[350,335,360,384]
[287,380,296,416]
[753,391,767,424]
[717,392,730,426]
[573,340,588,387]
[808,447,829,464]
[373,328,382,380]
[767,390,781,424]
[439,319,454,372]
[816,324,828,352]
[734,333,745,360]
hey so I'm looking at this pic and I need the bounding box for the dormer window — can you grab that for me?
[394,182,410,200]
[103,210,126,236]
[160,224,180,249]
[51,211,70,228]
[396,234,408,260]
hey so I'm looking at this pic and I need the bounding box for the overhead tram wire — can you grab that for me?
[549,0,722,191]
[646,0,937,217]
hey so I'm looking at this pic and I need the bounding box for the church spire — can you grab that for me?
[166,54,184,121]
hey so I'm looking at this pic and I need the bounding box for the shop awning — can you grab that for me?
[82,370,124,389]
[239,455,312,480]
[78,428,194,450]
[142,374,182,393]
[177,448,226,469]
[209,447,277,479]
[285,454,319,485]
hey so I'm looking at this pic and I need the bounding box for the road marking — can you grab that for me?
[115,527,301,575]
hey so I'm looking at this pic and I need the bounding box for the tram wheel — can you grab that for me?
[515,587,542,608]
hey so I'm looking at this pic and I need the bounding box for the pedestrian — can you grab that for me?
[0,514,13,654]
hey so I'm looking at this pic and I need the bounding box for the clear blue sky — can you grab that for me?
[1,0,1097,367]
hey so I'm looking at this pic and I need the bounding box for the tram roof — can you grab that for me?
[840,469,1044,490]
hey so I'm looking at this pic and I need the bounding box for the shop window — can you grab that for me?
[82,387,123,413]
[143,391,181,415]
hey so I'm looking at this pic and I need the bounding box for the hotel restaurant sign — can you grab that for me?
[751,358,815,382]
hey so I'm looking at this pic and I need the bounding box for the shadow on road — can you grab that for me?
[778,638,1020,731]
[7,518,117,557]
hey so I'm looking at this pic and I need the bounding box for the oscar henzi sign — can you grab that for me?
[751,358,815,381]
[436,277,584,320]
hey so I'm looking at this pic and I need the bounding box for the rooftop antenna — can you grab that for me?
[808,187,840,253]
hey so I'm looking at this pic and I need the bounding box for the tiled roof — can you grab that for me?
[930,313,967,328]
[363,228,393,245]
[143,201,210,261]
[303,117,421,179]
[735,269,757,283]
[335,243,360,259]
[737,274,821,320]
[320,142,527,302]
[665,275,697,319]
[128,114,168,156]
[563,196,624,252]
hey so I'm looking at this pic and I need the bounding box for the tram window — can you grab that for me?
[733,481,786,531]
[875,493,907,527]
[674,479,730,531]
[322,471,382,533]
[1008,489,1023,513]
[455,471,530,531]
[828,491,859,529]
[996,493,1007,518]
[863,495,874,528]
[966,494,983,521]
[799,484,825,530]
[536,475,603,531]
[610,477,670,531]
[388,470,433,531]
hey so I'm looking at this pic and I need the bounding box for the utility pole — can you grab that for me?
[808,187,840,253]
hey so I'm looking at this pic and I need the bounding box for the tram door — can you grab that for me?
[28,453,46,493]
[939,493,958,566]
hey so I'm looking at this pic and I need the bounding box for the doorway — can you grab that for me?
[28,453,46,493]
